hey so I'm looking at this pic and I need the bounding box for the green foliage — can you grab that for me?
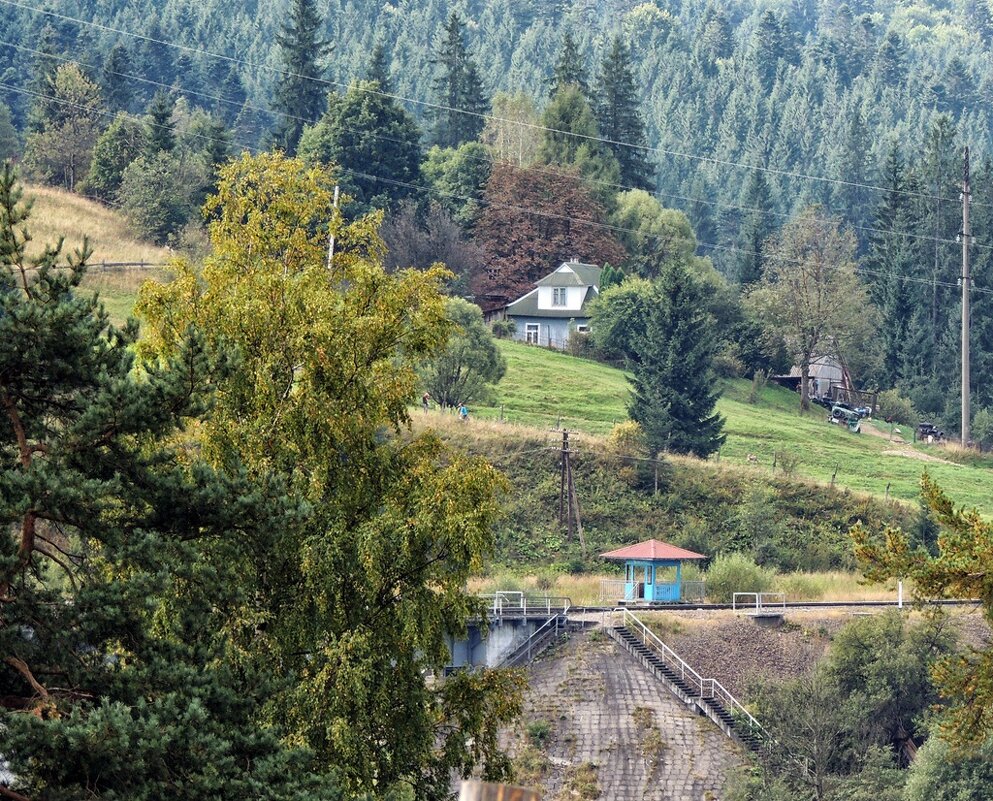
[421,142,491,225]
[628,262,725,457]
[22,64,103,191]
[421,297,507,408]
[272,0,332,153]
[430,12,488,148]
[876,388,918,426]
[298,79,422,212]
[609,190,698,279]
[549,29,589,98]
[491,318,516,339]
[853,473,993,746]
[145,90,176,155]
[593,35,652,189]
[0,102,18,162]
[972,406,993,451]
[904,733,993,801]
[704,553,774,602]
[0,163,337,800]
[118,150,209,244]
[83,112,148,201]
[537,85,620,201]
[526,719,552,747]
[136,153,521,799]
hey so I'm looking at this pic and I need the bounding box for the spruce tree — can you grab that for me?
[145,90,176,155]
[594,35,653,190]
[430,12,489,148]
[628,262,726,457]
[272,0,332,154]
[366,39,392,91]
[548,29,589,97]
[735,169,774,285]
[101,43,133,112]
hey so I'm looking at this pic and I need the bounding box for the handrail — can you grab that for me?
[479,592,572,617]
[732,592,787,613]
[497,614,564,667]
[615,607,706,697]
[611,608,767,739]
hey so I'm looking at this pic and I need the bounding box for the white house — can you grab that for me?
[503,259,601,349]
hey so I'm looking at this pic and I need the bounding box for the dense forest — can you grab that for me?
[2,0,993,431]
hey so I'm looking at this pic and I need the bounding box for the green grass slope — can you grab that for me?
[474,340,993,515]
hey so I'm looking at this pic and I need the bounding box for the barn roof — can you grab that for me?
[600,539,706,562]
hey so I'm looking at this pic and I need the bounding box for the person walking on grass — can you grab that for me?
[422,391,431,413]
[458,402,469,422]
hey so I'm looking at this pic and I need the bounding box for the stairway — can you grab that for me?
[609,623,767,752]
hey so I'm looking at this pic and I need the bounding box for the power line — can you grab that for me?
[0,0,972,207]
[5,79,992,298]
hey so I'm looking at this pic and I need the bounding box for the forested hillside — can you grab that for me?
[3,0,993,431]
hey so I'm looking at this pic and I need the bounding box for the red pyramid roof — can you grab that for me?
[600,539,706,562]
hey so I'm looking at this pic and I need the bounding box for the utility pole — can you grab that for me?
[961,148,972,446]
[557,430,586,555]
[559,430,568,531]
[326,184,340,271]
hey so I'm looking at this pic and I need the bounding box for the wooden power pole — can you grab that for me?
[558,430,586,556]
[962,147,972,446]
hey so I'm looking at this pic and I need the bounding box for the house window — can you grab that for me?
[525,323,540,344]
[552,288,567,306]
[576,324,590,334]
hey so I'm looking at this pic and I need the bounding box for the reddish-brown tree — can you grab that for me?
[472,162,626,307]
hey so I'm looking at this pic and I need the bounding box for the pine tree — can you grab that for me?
[594,35,653,190]
[272,0,332,154]
[145,90,176,155]
[0,163,341,800]
[628,262,726,457]
[0,102,17,161]
[548,29,589,97]
[25,24,61,133]
[430,12,489,148]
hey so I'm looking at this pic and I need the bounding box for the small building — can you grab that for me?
[503,259,601,349]
[600,539,706,603]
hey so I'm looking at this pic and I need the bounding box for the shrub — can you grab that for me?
[748,369,768,404]
[876,388,917,426]
[526,719,552,747]
[704,552,775,603]
[972,407,993,451]
[491,318,516,339]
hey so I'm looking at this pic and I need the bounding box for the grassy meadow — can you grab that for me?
[472,340,993,515]
[21,184,174,325]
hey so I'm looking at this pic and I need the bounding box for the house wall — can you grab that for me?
[537,286,584,312]
[509,316,587,349]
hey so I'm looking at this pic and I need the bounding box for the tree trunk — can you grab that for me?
[800,356,811,411]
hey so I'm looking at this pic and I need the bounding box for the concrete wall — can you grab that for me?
[447,618,543,669]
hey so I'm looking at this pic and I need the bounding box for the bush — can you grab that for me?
[972,407,993,451]
[877,388,917,426]
[704,552,775,603]
[526,719,552,747]
[491,318,516,339]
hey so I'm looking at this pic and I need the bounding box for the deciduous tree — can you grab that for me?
[747,207,872,411]
[473,161,625,306]
[136,153,522,800]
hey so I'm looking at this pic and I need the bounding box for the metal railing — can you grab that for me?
[497,614,566,667]
[479,591,572,618]
[598,579,708,603]
[608,608,767,741]
[732,592,787,614]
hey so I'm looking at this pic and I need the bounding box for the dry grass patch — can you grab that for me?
[22,184,172,265]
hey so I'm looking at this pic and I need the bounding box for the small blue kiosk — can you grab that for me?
[601,539,706,603]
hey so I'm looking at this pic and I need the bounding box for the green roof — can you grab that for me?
[506,286,598,318]
[534,261,602,288]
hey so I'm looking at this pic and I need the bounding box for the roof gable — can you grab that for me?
[600,539,706,562]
